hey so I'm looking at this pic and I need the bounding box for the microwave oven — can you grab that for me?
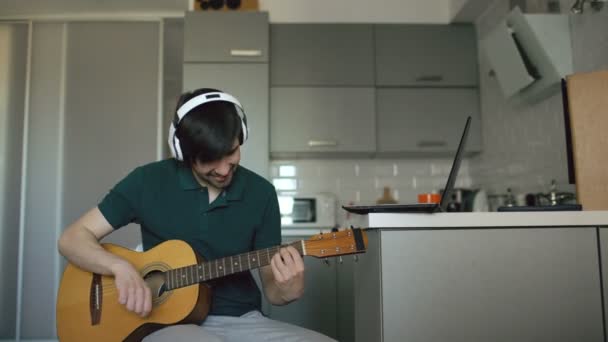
[278,193,337,229]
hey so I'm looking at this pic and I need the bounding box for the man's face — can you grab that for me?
[192,140,241,189]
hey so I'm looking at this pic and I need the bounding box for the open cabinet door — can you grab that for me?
[565,70,608,210]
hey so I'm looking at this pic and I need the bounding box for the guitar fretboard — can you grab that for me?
[164,241,303,290]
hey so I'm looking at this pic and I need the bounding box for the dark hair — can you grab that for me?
[174,88,243,166]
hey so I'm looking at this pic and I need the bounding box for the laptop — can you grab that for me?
[341,116,472,215]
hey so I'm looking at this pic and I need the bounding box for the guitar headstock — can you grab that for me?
[303,228,368,258]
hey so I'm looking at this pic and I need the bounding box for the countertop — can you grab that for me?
[365,210,608,229]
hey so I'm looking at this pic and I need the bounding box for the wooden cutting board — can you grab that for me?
[565,70,608,210]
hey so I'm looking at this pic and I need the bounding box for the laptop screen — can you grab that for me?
[439,116,472,211]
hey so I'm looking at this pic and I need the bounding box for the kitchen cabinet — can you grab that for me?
[183,63,269,178]
[375,24,478,87]
[270,24,374,86]
[183,11,269,178]
[270,87,376,155]
[376,88,481,154]
[355,228,604,342]
[184,11,268,63]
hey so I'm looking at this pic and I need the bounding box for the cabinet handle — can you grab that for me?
[415,75,444,82]
[417,140,447,148]
[230,49,262,57]
[308,140,338,147]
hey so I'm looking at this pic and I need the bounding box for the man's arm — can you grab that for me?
[259,246,305,306]
[57,207,152,317]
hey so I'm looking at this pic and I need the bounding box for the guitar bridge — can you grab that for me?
[90,273,102,325]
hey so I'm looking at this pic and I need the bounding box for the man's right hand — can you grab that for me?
[110,261,152,318]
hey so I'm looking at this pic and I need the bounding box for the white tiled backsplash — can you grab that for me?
[270,158,472,226]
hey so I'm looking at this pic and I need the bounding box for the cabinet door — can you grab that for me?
[379,228,604,342]
[266,234,338,339]
[377,88,481,153]
[183,63,269,179]
[270,24,374,86]
[375,25,478,86]
[270,87,376,154]
[184,11,268,63]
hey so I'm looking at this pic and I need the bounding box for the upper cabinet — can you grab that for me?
[270,24,374,86]
[375,25,478,87]
[184,11,268,63]
[376,88,481,154]
[270,87,376,155]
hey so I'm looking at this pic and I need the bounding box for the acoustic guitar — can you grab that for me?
[56,228,368,341]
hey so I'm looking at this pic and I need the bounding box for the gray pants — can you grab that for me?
[143,310,337,342]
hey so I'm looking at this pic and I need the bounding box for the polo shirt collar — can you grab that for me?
[177,163,203,190]
[177,163,246,201]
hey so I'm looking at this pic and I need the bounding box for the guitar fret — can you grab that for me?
[231,256,234,274]
[247,252,251,269]
[222,258,226,276]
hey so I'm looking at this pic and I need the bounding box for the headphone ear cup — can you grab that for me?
[167,124,182,160]
[174,136,184,161]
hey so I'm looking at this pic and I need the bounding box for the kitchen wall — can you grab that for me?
[270,158,472,226]
[471,0,608,198]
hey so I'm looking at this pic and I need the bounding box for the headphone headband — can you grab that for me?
[168,91,248,161]
[175,92,244,124]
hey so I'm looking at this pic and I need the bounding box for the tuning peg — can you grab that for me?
[323,259,330,266]
[353,255,359,263]
[338,256,343,264]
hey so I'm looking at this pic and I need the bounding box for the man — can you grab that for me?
[58,88,335,341]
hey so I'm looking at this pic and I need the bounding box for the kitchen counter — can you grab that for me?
[366,210,608,229]
[353,210,608,342]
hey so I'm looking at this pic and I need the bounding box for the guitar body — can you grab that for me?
[56,240,211,342]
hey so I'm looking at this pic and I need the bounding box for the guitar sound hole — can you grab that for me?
[144,270,168,303]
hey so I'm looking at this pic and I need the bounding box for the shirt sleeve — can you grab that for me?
[254,187,281,250]
[97,167,143,229]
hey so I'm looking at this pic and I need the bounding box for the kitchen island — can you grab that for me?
[354,211,608,342]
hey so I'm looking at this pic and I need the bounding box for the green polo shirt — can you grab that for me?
[98,159,281,317]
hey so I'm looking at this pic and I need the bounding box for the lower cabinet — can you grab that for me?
[355,228,604,342]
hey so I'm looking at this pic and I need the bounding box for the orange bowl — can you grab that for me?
[418,193,441,204]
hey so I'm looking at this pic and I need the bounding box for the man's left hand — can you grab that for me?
[270,245,305,303]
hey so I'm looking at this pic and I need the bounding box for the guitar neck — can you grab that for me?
[165,241,303,291]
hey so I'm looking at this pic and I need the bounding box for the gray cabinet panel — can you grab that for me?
[353,230,382,342]
[62,21,159,253]
[377,88,481,153]
[270,87,376,154]
[379,228,603,342]
[184,11,268,63]
[183,63,269,179]
[375,25,478,86]
[0,22,28,340]
[270,24,374,86]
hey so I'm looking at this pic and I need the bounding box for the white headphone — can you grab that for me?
[168,91,248,161]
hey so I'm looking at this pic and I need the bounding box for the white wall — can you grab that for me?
[0,0,455,24]
[260,0,453,23]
